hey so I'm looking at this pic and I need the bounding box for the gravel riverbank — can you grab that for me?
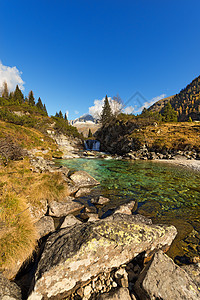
[154,158,200,172]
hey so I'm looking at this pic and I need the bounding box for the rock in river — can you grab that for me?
[70,170,100,188]
[28,214,177,299]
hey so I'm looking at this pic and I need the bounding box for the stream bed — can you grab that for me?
[57,158,200,264]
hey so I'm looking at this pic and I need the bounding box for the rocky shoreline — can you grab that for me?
[1,149,200,300]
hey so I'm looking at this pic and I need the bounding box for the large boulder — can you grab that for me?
[28,214,177,299]
[134,250,200,300]
[70,170,100,188]
[0,274,22,300]
[48,197,84,217]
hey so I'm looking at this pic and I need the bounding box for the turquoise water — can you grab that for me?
[58,158,200,263]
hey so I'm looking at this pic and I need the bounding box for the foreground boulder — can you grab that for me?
[0,274,22,300]
[28,214,177,299]
[135,250,200,300]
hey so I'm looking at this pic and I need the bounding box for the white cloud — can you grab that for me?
[74,110,79,115]
[123,94,166,114]
[0,62,25,93]
[89,94,167,118]
[138,94,166,112]
[89,97,123,119]
[123,106,135,114]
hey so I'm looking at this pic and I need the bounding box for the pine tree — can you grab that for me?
[162,102,177,122]
[100,95,113,125]
[88,129,93,138]
[58,110,63,118]
[13,85,24,104]
[36,97,44,111]
[28,90,35,106]
[55,112,59,117]
[43,104,48,116]
[64,113,68,124]
[2,81,9,99]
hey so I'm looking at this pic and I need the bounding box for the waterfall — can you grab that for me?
[84,140,100,151]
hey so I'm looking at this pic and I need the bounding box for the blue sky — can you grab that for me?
[1,0,200,119]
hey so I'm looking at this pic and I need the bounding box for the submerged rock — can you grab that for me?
[135,250,200,300]
[28,214,177,299]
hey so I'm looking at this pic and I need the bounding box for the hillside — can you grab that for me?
[148,75,200,121]
[96,115,200,155]
[0,89,84,278]
[148,95,175,113]
[170,75,200,121]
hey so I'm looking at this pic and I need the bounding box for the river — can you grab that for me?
[57,158,200,264]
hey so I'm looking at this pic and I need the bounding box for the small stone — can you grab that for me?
[76,287,84,298]
[114,268,129,287]
[60,214,82,229]
[75,188,92,197]
[87,213,100,222]
[35,216,55,239]
[113,200,135,215]
[112,281,118,288]
[48,197,84,217]
[84,285,92,297]
[91,196,110,205]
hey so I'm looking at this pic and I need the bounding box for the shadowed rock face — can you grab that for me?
[28,214,177,300]
[135,250,200,300]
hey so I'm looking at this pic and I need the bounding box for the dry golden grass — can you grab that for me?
[0,158,70,278]
[130,122,200,151]
[0,188,37,278]
[0,120,57,153]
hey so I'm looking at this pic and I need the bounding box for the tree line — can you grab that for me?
[100,94,178,126]
[0,81,48,115]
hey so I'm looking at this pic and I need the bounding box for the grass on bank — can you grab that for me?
[130,122,200,152]
[0,158,70,278]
